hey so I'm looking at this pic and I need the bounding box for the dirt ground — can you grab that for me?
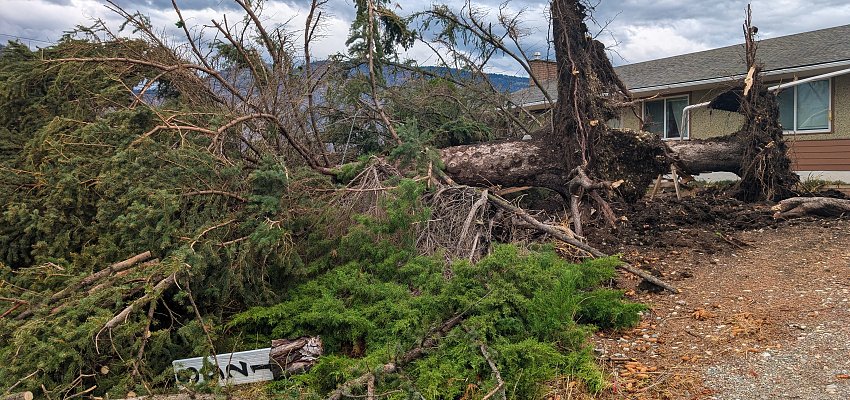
[583,194,850,400]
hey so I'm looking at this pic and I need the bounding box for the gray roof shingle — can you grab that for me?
[616,24,850,90]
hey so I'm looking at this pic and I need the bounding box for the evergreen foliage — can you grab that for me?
[0,35,644,399]
[229,182,644,398]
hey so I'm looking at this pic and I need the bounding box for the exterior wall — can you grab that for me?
[688,88,744,139]
[621,108,642,131]
[528,60,558,86]
[787,138,850,171]
[616,88,745,137]
[618,73,850,141]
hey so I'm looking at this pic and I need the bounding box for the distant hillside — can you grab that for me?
[487,72,530,93]
[339,63,528,93]
[417,66,528,93]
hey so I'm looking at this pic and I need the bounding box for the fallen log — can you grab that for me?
[269,336,323,377]
[440,130,748,205]
[772,197,850,219]
[1,392,33,400]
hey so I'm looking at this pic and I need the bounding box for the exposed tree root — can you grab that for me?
[772,197,850,219]
[712,6,798,201]
[485,191,679,293]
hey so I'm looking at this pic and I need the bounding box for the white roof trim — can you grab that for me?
[513,59,850,107]
[630,59,850,94]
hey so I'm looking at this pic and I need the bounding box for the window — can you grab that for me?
[777,79,831,133]
[644,95,689,139]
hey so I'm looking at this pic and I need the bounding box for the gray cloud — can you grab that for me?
[2,0,849,75]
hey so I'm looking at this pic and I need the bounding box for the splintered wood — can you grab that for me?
[269,336,323,377]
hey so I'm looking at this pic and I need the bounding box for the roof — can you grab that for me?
[509,81,556,109]
[511,24,850,104]
[617,24,850,91]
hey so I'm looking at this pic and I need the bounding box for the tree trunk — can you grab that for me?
[667,137,747,176]
[441,130,747,201]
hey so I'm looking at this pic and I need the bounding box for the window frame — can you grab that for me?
[642,94,690,140]
[776,78,832,135]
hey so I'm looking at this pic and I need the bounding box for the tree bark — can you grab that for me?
[666,137,747,176]
[1,392,33,400]
[269,336,323,377]
[772,197,850,219]
[441,130,748,201]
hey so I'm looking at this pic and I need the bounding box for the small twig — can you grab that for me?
[131,299,158,382]
[184,273,221,381]
[183,190,246,203]
[3,370,39,396]
[479,343,506,400]
[96,273,176,354]
[189,219,236,251]
[0,302,24,319]
[457,189,488,246]
[63,385,96,400]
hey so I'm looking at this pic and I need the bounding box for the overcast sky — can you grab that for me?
[2,0,850,75]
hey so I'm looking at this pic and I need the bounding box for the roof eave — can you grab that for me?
[630,59,850,95]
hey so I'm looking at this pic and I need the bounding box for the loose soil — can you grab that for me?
[581,191,850,399]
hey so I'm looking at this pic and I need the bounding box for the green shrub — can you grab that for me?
[230,205,645,398]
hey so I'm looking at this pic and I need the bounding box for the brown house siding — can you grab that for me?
[787,139,850,171]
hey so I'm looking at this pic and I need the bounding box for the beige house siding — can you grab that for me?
[688,88,744,139]
[618,73,850,141]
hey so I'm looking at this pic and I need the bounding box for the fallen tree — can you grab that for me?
[438,1,797,236]
[441,130,755,201]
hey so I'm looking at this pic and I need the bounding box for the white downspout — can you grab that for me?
[679,66,850,140]
[679,101,710,141]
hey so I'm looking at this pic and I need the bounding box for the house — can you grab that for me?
[510,24,850,182]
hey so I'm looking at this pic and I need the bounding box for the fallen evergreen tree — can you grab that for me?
[0,23,643,400]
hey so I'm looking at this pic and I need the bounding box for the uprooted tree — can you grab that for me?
[40,0,799,237]
[441,1,799,235]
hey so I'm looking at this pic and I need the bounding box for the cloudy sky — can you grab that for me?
[2,0,850,75]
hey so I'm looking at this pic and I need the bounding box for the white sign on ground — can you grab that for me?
[172,347,274,386]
